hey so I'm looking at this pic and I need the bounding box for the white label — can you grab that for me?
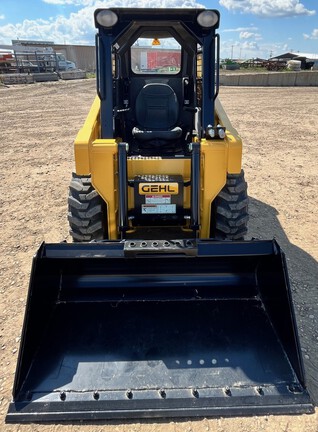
[145,194,171,204]
[142,204,176,214]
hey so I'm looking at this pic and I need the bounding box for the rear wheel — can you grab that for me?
[210,170,249,240]
[68,173,107,242]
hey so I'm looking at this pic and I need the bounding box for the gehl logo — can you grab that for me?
[139,183,179,195]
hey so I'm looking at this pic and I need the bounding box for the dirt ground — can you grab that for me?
[0,79,317,432]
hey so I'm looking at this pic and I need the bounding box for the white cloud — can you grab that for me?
[221,37,297,60]
[42,0,203,6]
[303,29,318,40]
[42,0,92,4]
[0,9,95,45]
[0,14,5,20]
[223,26,258,33]
[43,0,73,4]
[222,27,262,43]
[221,39,261,59]
[0,0,205,45]
[240,31,261,40]
[219,0,315,17]
[241,40,259,51]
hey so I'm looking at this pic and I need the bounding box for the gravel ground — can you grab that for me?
[0,79,317,431]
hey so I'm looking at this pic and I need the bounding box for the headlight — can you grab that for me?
[197,10,219,28]
[96,10,118,28]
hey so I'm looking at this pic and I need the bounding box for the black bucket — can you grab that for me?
[6,239,313,422]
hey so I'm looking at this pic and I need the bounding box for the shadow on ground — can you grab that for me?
[247,196,318,405]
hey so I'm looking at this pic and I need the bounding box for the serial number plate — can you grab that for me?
[145,194,171,204]
[142,204,176,214]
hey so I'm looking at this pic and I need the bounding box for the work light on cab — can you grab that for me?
[95,10,118,27]
[197,10,219,28]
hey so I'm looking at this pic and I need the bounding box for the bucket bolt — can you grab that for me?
[93,391,100,400]
[256,386,264,396]
[159,389,166,399]
[192,388,199,398]
[60,391,66,401]
[288,384,303,394]
[126,389,133,399]
[224,386,232,397]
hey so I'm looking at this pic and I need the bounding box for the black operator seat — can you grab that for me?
[132,83,182,142]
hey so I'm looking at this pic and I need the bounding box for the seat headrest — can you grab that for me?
[135,83,179,129]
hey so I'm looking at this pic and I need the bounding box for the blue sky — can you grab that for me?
[0,0,317,59]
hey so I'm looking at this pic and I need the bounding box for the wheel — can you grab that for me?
[210,170,249,240]
[68,173,108,242]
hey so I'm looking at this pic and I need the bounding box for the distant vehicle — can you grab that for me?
[0,48,14,63]
[36,53,76,72]
[0,49,15,72]
[56,53,76,71]
[311,61,318,71]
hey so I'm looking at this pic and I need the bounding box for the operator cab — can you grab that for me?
[129,34,184,154]
[94,8,220,155]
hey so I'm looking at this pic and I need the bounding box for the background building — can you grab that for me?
[1,40,96,72]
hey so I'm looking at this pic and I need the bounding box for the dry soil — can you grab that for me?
[0,79,317,431]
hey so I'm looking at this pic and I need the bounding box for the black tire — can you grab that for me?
[210,170,249,240]
[68,173,107,242]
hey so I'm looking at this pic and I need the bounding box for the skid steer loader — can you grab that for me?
[6,8,314,422]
